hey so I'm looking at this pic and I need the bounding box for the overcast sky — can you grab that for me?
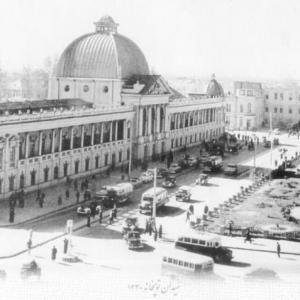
[0,0,299,80]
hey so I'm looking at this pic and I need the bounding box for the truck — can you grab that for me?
[203,156,223,173]
[95,182,133,207]
[139,187,169,214]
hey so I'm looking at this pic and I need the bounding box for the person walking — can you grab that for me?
[63,238,69,254]
[36,189,41,202]
[87,213,91,227]
[109,210,114,224]
[98,207,103,224]
[244,228,252,243]
[9,207,15,223]
[39,196,44,208]
[58,195,62,206]
[145,219,149,234]
[76,190,80,204]
[149,222,153,236]
[27,239,32,254]
[65,189,70,201]
[74,179,78,191]
[229,222,233,236]
[113,205,117,219]
[277,242,281,258]
[158,224,163,239]
[51,246,57,261]
[154,230,158,242]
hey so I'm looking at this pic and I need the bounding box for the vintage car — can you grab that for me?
[264,141,271,148]
[122,217,140,236]
[168,163,182,174]
[224,164,238,176]
[20,260,41,280]
[187,156,199,167]
[129,177,143,189]
[162,175,176,188]
[77,205,91,216]
[125,230,143,250]
[175,186,192,202]
[195,174,209,185]
[140,172,153,183]
[156,168,169,179]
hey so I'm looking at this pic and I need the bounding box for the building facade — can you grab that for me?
[0,16,225,198]
[225,81,264,130]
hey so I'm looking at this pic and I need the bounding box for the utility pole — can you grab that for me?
[128,136,132,179]
[152,168,157,221]
[269,112,273,181]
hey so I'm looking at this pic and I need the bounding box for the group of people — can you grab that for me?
[145,218,162,241]
[51,238,70,261]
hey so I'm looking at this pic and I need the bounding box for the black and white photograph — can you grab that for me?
[0,0,300,299]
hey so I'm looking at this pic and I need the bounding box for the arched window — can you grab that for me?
[9,175,15,191]
[20,172,25,188]
[54,165,59,179]
[75,160,80,174]
[44,166,49,182]
[63,162,68,177]
[170,115,175,130]
[142,108,147,136]
[30,170,36,186]
[248,103,251,113]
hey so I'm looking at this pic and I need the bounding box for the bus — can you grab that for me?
[162,249,214,275]
[139,187,169,214]
[175,231,233,263]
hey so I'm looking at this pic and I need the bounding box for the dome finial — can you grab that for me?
[211,73,216,80]
[94,15,118,34]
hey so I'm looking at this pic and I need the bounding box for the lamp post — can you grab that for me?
[152,168,157,221]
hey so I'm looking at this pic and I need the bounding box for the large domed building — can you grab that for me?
[0,16,225,198]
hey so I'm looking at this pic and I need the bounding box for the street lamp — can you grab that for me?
[152,168,157,223]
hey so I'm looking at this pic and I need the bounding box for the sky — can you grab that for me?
[0,0,300,81]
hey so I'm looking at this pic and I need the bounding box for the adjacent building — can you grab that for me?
[0,16,225,197]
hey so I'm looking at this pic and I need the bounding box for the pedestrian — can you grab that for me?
[36,189,41,202]
[113,206,117,219]
[158,224,163,239]
[109,210,114,224]
[229,222,233,236]
[277,242,281,258]
[154,230,158,242]
[19,189,25,208]
[98,207,103,224]
[244,228,252,243]
[186,210,190,222]
[145,219,149,234]
[149,222,153,236]
[27,239,32,253]
[51,246,57,261]
[65,189,70,201]
[39,196,44,208]
[87,213,91,227]
[275,160,278,167]
[76,190,80,203]
[58,195,62,206]
[9,207,15,223]
[63,238,69,254]
[204,205,209,214]
[91,203,96,219]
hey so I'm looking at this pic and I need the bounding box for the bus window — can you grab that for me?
[192,239,198,244]
[168,258,172,263]
[173,259,178,265]
[215,242,220,247]
[178,237,184,242]
[184,238,191,243]
[189,263,194,269]
[184,262,189,267]
[179,260,183,266]
[163,256,167,262]
[199,240,205,245]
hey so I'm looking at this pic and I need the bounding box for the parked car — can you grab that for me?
[169,163,182,174]
[273,128,280,135]
[187,156,199,167]
[224,163,238,176]
[125,230,143,250]
[140,172,153,183]
[20,260,41,280]
[129,177,143,189]
[264,141,271,148]
[162,177,177,188]
[178,159,189,169]
[156,168,169,179]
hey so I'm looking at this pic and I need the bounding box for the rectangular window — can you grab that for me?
[265,94,269,100]
[95,156,99,168]
[240,105,243,113]
[119,151,122,163]
[265,107,269,112]
[280,108,283,113]
[192,239,198,244]
[10,146,16,167]
[127,128,130,139]
[184,262,189,267]
[274,93,278,100]
[289,108,292,114]
[240,89,245,96]
[105,153,108,166]
[289,94,293,101]
[246,90,253,96]
[274,107,277,113]
[280,93,284,100]
[163,257,167,262]
[184,237,191,243]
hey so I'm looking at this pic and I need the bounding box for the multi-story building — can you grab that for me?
[225,81,264,130]
[0,16,225,198]
[263,86,300,128]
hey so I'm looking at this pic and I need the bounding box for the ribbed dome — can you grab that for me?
[55,17,150,79]
[206,74,224,97]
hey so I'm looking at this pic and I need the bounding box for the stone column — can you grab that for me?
[25,133,30,159]
[156,105,161,133]
[58,128,63,152]
[148,106,152,135]
[91,124,95,145]
[139,108,143,136]
[38,131,43,156]
[109,122,113,142]
[100,123,104,143]
[51,129,55,153]
[70,127,74,150]
[81,125,84,148]
[115,120,118,141]
[123,120,127,140]
[183,112,186,128]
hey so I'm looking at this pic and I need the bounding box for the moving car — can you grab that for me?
[195,174,209,185]
[162,177,176,188]
[139,187,169,214]
[140,172,153,183]
[175,186,192,202]
[175,232,233,263]
[125,230,143,250]
[129,177,143,189]
[224,164,238,176]
[122,217,140,236]
[20,260,41,280]
[169,163,182,174]
[156,168,169,179]
[76,202,101,216]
